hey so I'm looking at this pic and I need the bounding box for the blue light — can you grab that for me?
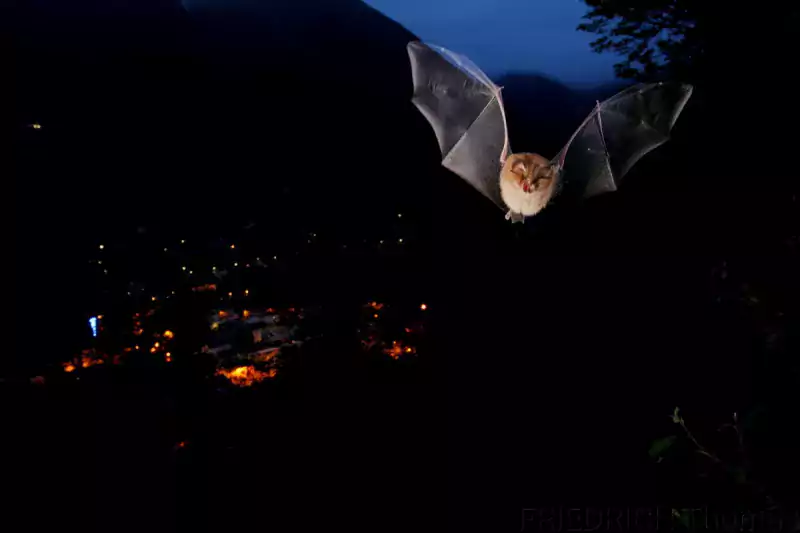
[89,317,98,337]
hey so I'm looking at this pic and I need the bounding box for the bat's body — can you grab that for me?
[499,153,558,216]
[406,41,693,223]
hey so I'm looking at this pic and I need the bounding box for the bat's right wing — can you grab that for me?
[551,82,693,200]
[407,41,510,211]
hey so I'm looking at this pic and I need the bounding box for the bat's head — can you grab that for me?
[500,153,561,217]
[507,153,559,193]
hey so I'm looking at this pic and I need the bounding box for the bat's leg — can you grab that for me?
[505,210,525,223]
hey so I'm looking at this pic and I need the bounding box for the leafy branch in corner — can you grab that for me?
[649,407,777,510]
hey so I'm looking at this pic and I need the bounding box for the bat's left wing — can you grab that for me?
[407,41,510,212]
[551,82,693,199]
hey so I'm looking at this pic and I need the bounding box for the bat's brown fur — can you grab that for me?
[499,153,558,216]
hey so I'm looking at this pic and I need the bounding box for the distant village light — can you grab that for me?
[182,266,187,271]
[398,213,402,218]
[152,296,157,302]
[32,123,42,130]
[99,244,105,250]
[420,303,428,311]
[245,290,250,296]
[181,240,186,244]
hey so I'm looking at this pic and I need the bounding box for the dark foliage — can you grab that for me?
[575,0,800,512]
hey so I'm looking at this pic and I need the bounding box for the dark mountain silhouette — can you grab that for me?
[499,73,633,158]
[499,72,593,159]
[15,0,426,371]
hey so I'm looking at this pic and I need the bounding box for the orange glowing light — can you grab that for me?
[73,352,106,369]
[243,310,251,318]
[97,315,104,320]
[163,330,174,339]
[228,292,233,297]
[216,365,276,387]
[135,345,140,351]
[384,345,403,360]
[154,342,160,348]
[150,347,157,354]
[245,290,250,296]
[420,303,428,311]
[192,284,218,292]
[230,244,236,249]
[374,314,379,319]
[165,352,172,362]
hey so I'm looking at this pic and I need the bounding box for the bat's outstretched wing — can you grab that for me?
[551,82,693,199]
[407,41,510,211]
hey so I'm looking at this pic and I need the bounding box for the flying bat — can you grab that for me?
[406,41,693,223]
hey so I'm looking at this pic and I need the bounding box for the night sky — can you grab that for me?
[363,0,620,84]
[186,0,621,85]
